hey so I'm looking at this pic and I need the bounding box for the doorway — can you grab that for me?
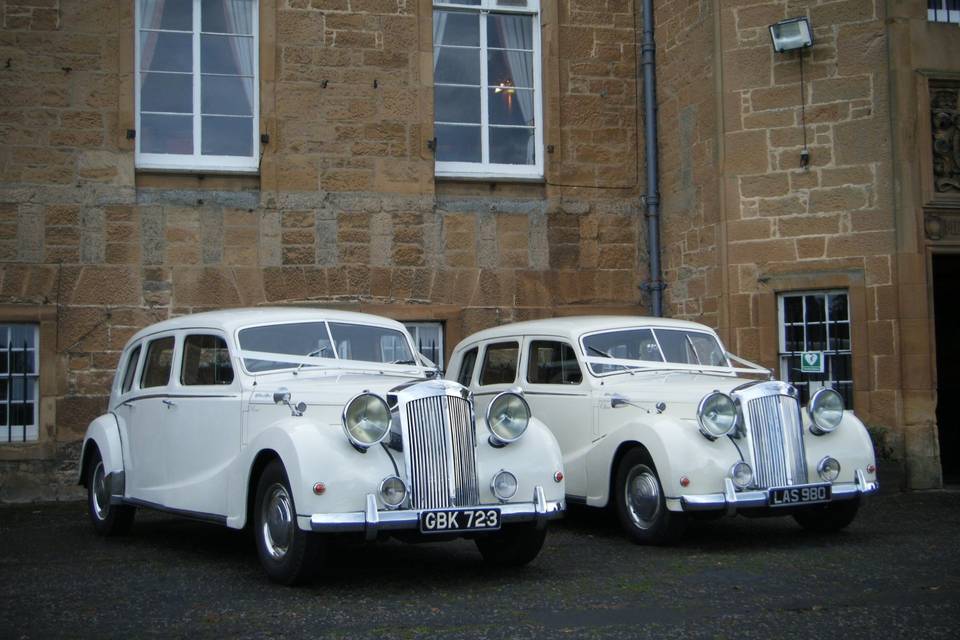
[933,254,960,485]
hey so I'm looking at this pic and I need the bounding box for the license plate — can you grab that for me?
[419,508,501,534]
[768,484,832,507]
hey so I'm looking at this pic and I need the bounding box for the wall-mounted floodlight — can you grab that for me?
[769,17,813,53]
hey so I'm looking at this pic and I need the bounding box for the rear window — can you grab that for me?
[479,342,519,386]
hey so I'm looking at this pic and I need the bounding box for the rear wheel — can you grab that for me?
[475,524,547,567]
[614,449,686,544]
[254,459,325,585]
[793,499,860,533]
[86,449,135,536]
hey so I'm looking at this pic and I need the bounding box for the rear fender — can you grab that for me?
[78,414,125,497]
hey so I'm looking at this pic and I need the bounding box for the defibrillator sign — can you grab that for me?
[800,351,825,374]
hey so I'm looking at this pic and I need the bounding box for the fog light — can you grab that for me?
[379,476,406,509]
[491,470,518,502]
[817,456,841,482]
[730,461,753,489]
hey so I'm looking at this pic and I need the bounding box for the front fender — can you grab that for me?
[475,416,565,505]
[78,414,125,493]
[801,412,877,485]
[585,411,741,508]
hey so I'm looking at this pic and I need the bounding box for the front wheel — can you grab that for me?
[254,459,325,585]
[793,499,860,533]
[614,449,686,545]
[475,524,547,567]
[86,450,135,536]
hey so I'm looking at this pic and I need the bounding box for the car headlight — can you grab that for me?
[342,392,392,449]
[697,391,738,440]
[491,470,518,502]
[485,391,530,446]
[808,388,844,435]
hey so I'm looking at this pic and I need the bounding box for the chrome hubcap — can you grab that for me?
[625,465,661,530]
[91,461,109,521]
[261,484,294,560]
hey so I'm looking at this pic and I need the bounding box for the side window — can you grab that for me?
[121,345,142,393]
[181,335,234,386]
[141,336,175,389]
[527,341,582,385]
[457,347,478,386]
[479,342,519,386]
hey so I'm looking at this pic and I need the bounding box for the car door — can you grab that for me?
[123,333,177,505]
[518,337,594,499]
[162,332,242,517]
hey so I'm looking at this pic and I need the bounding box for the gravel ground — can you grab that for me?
[1,491,958,639]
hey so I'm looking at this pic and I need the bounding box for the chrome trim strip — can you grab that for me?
[115,497,228,526]
[309,487,565,533]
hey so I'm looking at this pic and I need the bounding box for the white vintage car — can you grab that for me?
[78,308,564,583]
[447,316,879,544]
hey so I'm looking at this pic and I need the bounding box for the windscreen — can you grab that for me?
[582,328,728,375]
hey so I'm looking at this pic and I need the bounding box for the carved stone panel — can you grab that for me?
[932,85,960,193]
[924,211,960,243]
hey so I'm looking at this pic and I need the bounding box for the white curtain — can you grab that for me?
[220,0,256,114]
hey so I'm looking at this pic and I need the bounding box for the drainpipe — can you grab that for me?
[640,0,665,317]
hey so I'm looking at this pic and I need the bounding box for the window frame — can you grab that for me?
[777,290,853,408]
[432,0,544,181]
[134,0,261,173]
[928,0,960,24]
[0,323,40,443]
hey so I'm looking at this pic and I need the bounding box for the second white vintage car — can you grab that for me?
[78,308,565,583]
[447,316,878,544]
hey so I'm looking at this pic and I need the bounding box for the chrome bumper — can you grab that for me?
[309,485,564,541]
[680,469,879,514]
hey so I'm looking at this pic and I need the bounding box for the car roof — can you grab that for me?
[454,315,719,350]
[126,307,408,347]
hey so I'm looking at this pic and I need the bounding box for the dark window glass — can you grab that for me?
[181,335,234,385]
[141,337,175,388]
[457,347,478,387]
[479,342,519,386]
[121,345,142,393]
[527,341,582,385]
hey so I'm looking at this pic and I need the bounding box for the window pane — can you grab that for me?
[202,0,255,34]
[805,295,825,322]
[140,0,192,31]
[435,124,481,162]
[480,342,519,385]
[140,31,193,72]
[434,47,480,85]
[122,345,141,393]
[10,351,35,375]
[829,354,851,381]
[182,335,234,385]
[489,88,535,125]
[488,50,534,89]
[239,321,334,371]
[201,34,255,75]
[489,126,534,165]
[10,403,34,427]
[9,326,34,348]
[140,73,193,113]
[141,337,175,388]
[328,322,414,364]
[141,114,193,154]
[201,116,253,156]
[527,341,582,385]
[0,404,5,426]
[0,352,6,374]
[583,328,663,375]
[0,379,6,401]
[783,296,803,323]
[487,13,533,50]
[785,325,804,352]
[829,294,848,321]
[807,323,826,351]
[435,85,481,124]
[829,322,850,351]
[10,378,34,401]
[202,76,254,115]
[433,11,480,47]
[457,347,477,386]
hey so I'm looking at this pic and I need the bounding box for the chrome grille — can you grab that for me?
[405,395,479,509]
[745,394,808,488]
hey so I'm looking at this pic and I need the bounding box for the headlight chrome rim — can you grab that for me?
[341,392,392,450]
[379,475,407,509]
[817,456,841,482]
[729,461,754,489]
[808,388,844,435]
[485,391,531,446]
[491,469,518,502]
[696,391,739,440]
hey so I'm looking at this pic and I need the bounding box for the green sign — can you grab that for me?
[800,351,824,374]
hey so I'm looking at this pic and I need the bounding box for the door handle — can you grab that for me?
[162,399,176,408]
